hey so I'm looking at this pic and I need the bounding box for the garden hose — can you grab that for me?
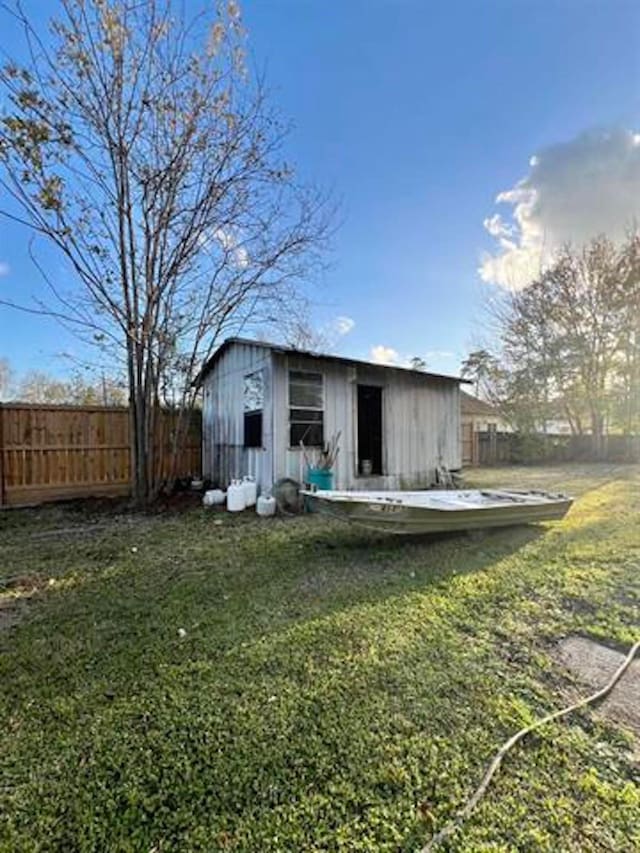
[421,639,640,852]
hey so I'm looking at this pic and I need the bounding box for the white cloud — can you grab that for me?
[370,344,400,365]
[214,227,234,251]
[215,228,249,269]
[198,227,249,268]
[483,213,514,240]
[480,128,640,289]
[233,246,249,268]
[0,262,9,277]
[368,345,454,370]
[334,315,355,336]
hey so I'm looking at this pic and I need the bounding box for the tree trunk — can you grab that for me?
[590,410,605,460]
[132,395,149,505]
[126,340,150,506]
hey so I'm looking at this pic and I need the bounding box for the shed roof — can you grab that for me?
[460,390,500,416]
[196,337,470,386]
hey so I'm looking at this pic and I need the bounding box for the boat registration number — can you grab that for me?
[368,502,403,514]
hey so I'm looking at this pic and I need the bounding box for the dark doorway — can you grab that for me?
[357,385,383,475]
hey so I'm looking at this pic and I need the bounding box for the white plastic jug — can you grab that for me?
[202,489,225,507]
[256,495,276,517]
[242,476,257,507]
[227,480,246,512]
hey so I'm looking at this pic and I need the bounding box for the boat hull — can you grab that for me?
[301,489,573,534]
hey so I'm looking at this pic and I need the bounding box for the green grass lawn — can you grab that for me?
[1,465,639,852]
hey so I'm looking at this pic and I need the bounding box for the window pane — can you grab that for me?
[290,420,324,448]
[290,408,323,423]
[244,412,262,448]
[290,384,322,408]
[244,371,264,412]
[289,371,323,408]
[290,370,322,383]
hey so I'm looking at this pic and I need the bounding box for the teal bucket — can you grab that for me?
[306,467,334,491]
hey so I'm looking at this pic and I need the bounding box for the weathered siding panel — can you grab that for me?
[271,352,460,490]
[272,355,355,488]
[202,342,461,493]
[202,343,273,490]
[375,367,460,489]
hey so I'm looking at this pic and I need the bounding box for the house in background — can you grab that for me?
[544,414,577,435]
[198,338,464,494]
[460,390,511,466]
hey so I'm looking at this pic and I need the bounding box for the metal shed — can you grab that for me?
[199,338,464,493]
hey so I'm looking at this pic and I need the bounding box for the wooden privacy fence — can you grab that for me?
[471,430,640,466]
[477,431,512,466]
[461,423,477,466]
[0,403,202,507]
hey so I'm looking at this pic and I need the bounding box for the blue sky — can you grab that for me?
[1,0,639,379]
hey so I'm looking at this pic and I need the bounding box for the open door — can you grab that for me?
[357,385,383,475]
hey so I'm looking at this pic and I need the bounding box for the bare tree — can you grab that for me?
[0,0,330,502]
[487,236,635,456]
[15,370,69,404]
[0,357,13,400]
[613,233,640,441]
[12,367,126,404]
[273,302,332,352]
[546,239,621,454]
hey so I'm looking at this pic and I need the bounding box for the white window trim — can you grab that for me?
[288,369,325,449]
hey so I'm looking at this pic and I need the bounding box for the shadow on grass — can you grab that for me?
[1,513,548,701]
[2,501,638,851]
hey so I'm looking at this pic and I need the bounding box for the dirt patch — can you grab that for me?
[4,513,156,545]
[556,635,640,739]
[0,492,203,538]
[3,572,49,592]
[26,523,114,541]
[560,596,598,617]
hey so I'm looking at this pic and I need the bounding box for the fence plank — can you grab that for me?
[474,430,640,466]
[0,404,201,507]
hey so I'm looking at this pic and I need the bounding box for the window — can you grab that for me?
[289,370,324,447]
[243,370,264,448]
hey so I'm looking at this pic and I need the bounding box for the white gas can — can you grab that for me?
[256,495,276,517]
[227,480,246,512]
[242,476,257,507]
[202,489,225,507]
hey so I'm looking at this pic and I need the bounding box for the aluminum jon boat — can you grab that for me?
[301,488,573,534]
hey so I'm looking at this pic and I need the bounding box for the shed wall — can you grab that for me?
[202,343,461,493]
[202,343,273,489]
[272,353,460,490]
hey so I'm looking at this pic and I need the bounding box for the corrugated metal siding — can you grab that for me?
[202,342,461,493]
[202,343,274,490]
[272,355,356,487]
[272,353,460,490]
